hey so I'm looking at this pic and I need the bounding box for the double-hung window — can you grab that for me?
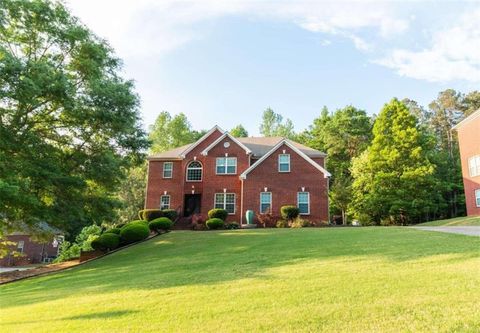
[215,193,235,214]
[216,157,237,174]
[476,189,480,207]
[297,192,310,215]
[17,240,24,253]
[468,156,480,177]
[278,154,290,172]
[260,192,272,213]
[160,195,170,210]
[163,162,173,178]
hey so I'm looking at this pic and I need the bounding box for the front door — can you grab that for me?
[184,194,201,217]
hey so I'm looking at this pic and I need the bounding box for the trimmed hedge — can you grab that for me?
[162,209,178,221]
[225,222,239,230]
[206,218,224,230]
[120,223,150,244]
[91,233,120,251]
[138,209,164,221]
[105,227,121,235]
[208,208,228,221]
[276,220,288,228]
[149,217,173,233]
[280,205,300,221]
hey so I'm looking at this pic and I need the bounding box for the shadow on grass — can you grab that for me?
[1,227,479,309]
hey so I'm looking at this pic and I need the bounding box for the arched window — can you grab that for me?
[186,161,202,181]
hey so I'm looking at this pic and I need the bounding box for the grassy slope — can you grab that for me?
[417,216,480,226]
[1,228,479,333]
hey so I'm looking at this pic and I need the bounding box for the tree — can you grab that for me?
[149,111,204,153]
[230,124,248,137]
[259,108,295,138]
[350,99,436,225]
[115,165,147,224]
[0,0,148,245]
[461,90,480,116]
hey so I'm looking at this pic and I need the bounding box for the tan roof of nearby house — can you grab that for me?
[147,136,326,160]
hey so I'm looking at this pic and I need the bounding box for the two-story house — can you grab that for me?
[453,109,480,216]
[145,126,331,224]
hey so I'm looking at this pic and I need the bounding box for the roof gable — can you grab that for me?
[180,125,225,158]
[452,108,480,130]
[201,132,252,156]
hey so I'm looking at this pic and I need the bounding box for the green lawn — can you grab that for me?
[417,215,480,226]
[1,228,479,332]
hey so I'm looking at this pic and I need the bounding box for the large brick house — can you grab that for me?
[145,126,331,224]
[453,109,480,216]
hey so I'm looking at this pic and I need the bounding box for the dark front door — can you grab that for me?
[184,194,201,217]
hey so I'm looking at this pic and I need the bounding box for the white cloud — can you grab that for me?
[377,8,480,83]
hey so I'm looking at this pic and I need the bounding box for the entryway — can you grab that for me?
[184,194,201,217]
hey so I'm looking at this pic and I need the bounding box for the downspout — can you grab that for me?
[144,160,150,209]
[240,178,244,225]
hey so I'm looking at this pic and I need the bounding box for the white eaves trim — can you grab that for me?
[201,132,252,156]
[240,139,331,179]
[180,125,224,158]
[452,108,480,130]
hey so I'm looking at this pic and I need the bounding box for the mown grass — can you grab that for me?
[418,215,480,226]
[1,228,479,332]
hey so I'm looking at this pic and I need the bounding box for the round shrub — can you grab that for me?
[138,209,164,221]
[206,218,224,230]
[208,208,228,221]
[280,205,300,221]
[105,227,121,235]
[127,220,149,227]
[225,222,239,230]
[120,223,150,244]
[276,220,288,228]
[91,233,120,251]
[162,209,178,221]
[149,217,173,233]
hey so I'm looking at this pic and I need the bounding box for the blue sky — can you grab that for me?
[67,1,480,135]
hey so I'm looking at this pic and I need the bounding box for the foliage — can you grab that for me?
[259,108,295,139]
[291,218,311,228]
[138,209,163,221]
[206,218,224,230]
[225,222,240,230]
[149,217,173,233]
[230,124,249,137]
[256,211,276,228]
[275,220,288,228]
[53,241,81,263]
[208,208,228,221]
[0,0,149,240]
[120,223,150,244]
[161,209,178,221]
[75,225,103,251]
[105,228,121,235]
[280,206,300,221]
[115,165,147,224]
[91,233,120,251]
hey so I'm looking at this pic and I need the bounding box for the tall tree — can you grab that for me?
[461,90,480,116]
[230,124,249,137]
[115,165,147,224]
[350,99,436,225]
[0,0,149,245]
[259,108,295,138]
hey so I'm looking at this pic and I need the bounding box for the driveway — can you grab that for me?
[412,226,480,237]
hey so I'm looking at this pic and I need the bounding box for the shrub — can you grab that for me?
[120,223,150,244]
[225,221,240,230]
[256,211,276,228]
[138,209,164,221]
[206,218,224,230]
[53,241,81,263]
[149,217,173,233]
[280,205,300,221]
[208,208,228,221]
[162,209,178,221]
[105,227,121,234]
[276,220,288,228]
[127,219,149,227]
[291,218,311,228]
[91,233,120,251]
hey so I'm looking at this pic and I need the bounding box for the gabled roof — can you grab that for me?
[180,125,224,158]
[452,109,480,130]
[201,132,252,156]
[237,137,326,158]
[240,139,331,179]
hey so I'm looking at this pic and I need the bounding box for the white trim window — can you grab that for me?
[468,156,480,177]
[160,195,170,210]
[216,157,237,174]
[214,193,236,214]
[475,189,480,207]
[297,192,310,215]
[278,154,290,172]
[186,161,202,181]
[260,192,272,213]
[163,162,173,178]
[17,240,24,253]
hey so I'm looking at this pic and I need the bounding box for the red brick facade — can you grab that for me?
[146,127,330,224]
[0,234,61,266]
[455,110,480,216]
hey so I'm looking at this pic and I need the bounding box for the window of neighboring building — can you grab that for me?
[186,161,202,181]
[17,240,24,253]
[216,157,237,174]
[214,193,236,214]
[163,162,173,178]
[297,192,310,215]
[260,192,272,213]
[160,195,170,210]
[278,154,290,172]
[468,155,480,177]
[476,189,480,207]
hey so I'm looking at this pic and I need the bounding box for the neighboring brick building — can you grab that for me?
[453,109,480,216]
[146,126,331,224]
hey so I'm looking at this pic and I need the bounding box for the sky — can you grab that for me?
[66,0,480,135]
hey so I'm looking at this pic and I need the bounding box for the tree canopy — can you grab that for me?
[230,124,249,137]
[259,108,295,138]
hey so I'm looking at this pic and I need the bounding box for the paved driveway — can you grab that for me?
[412,226,480,237]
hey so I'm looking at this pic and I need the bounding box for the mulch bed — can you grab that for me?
[0,260,79,284]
